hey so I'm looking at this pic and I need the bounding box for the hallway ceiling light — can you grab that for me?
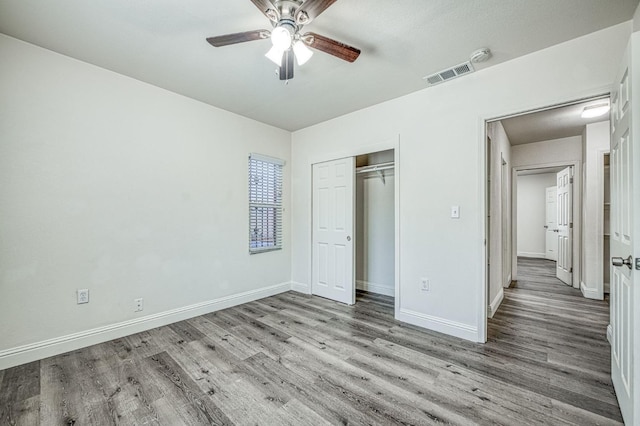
[581,103,610,118]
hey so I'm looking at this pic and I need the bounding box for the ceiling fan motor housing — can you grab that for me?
[273,0,304,21]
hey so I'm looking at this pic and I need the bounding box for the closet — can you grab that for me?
[355,150,395,297]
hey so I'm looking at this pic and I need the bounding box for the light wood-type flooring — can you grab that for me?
[0,258,622,424]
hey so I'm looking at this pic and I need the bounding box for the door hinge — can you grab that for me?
[570,177,574,184]
[570,267,573,273]
[570,223,573,229]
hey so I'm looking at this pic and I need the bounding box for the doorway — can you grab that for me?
[484,95,611,327]
[515,166,574,286]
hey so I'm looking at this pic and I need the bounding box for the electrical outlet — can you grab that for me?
[421,278,430,291]
[77,289,89,304]
[134,298,143,312]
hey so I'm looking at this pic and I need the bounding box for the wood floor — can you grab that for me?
[0,258,621,425]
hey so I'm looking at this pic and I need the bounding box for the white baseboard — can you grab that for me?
[356,280,394,297]
[488,287,504,318]
[580,281,602,300]
[607,324,612,345]
[0,282,291,371]
[290,281,311,294]
[397,308,478,342]
[517,252,546,259]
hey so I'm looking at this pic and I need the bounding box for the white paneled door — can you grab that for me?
[545,186,558,261]
[556,167,573,285]
[610,41,635,425]
[312,157,355,305]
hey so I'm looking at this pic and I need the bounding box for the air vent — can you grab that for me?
[423,61,475,87]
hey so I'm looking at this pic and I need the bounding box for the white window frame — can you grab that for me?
[248,153,284,254]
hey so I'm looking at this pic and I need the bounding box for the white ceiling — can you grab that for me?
[0,0,638,131]
[501,98,611,145]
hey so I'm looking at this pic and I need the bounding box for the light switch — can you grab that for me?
[451,205,460,218]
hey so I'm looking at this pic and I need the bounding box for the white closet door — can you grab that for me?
[312,157,355,305]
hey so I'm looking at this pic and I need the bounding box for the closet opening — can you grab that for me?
[354,150,396,300]
[310,145,397,308]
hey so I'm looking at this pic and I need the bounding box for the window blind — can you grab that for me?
[249,153,284,253]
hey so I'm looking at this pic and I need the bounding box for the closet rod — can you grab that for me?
[355,161,395,174]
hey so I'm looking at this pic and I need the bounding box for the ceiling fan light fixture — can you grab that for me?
[271,24,294,50]
[265,45,285,65]
[581,103,610,118]
[293,40,313,65]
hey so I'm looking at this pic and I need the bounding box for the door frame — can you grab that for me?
[307,136,401,316]
[481,94,608,342]
[545,185,558,261]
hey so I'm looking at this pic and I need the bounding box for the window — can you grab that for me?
[249,153,284,253]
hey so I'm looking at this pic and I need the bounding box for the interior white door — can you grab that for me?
[312,157,355,305]
[556,167,573,285]
[609,41,635,425]
[545,186,558,261]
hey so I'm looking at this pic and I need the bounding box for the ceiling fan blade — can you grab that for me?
[279,50,294,81]
[304,32,360,62]
[295,0,337,24]
[250,0,279,22]
[206,30,269,47]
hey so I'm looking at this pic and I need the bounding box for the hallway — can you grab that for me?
[488,257,621,423]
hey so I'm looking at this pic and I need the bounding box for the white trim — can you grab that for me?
[580,281,601,300]
[488,287,504,318]
[479,117,488,343]
[290,281,311,294]
[0,282,291,370]
[394,137,402,326]
[504,273,512,288]
[356,280,394,297]
[517,251,547,259]
[594,148,609,301]
[607,324,612,345]
[397,308,478,341]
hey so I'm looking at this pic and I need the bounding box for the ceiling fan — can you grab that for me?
[206,0,361,81]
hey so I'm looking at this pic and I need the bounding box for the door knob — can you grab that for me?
[346,236,351,241]
[544,225,548,229]
[612,255,632,269]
